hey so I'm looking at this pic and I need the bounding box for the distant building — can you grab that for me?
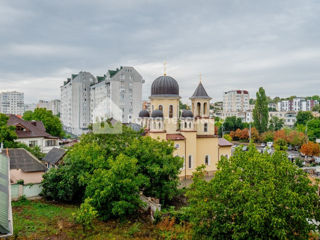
[0,91,24,116]
[277,98,318,112]
[222,90,250,121]
[37,99,61,115]
[24,103,36,113]
[61,66,144,136]
[43,148,66,169]
[7,115,59,153]
[269,111,297,127]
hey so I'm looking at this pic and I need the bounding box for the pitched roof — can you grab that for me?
[190,82,211,99]
[43,148,66,165]
[218,138,233,147]
[3,149,46,172]
[166,134,185,141]
[0,154,11,235]
[7,115,57,139]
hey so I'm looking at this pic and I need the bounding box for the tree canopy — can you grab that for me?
[253,87,269,133]
[268,116,284,131]
[23,108,64,138]
[41,125,183,220]
[295,111,314,126]
[186,145,320,239]
[306,118,320,142]
[0,113,17,147]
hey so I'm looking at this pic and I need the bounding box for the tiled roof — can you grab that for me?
[166,134,185,141]
[218,138,233,147]
[43,148,66,165]
[3,149,46,173]
[197,135,217,138]
[7,115,57,139]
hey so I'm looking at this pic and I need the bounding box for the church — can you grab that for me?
[138,73,232,179]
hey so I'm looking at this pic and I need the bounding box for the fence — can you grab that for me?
[11,183,42,200]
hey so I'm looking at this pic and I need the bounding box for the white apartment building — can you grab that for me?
[269,111,297,127]
[277,98,318,112]
[37,99,61,115]
[0,91,24,115]
[222,90,250,121]
[60,66,144,136]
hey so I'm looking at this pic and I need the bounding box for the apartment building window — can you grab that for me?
[188,155,192,169]
[205,155,209,165]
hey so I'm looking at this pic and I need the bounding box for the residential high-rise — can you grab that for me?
[277,98,318,112]
[37,99,61,115]
[90,66,144,123]
[60,66,144,136]
[61,72,96,135]
[222,90,250,121]
[0,91,24,116]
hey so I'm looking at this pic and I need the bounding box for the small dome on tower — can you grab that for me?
[151,110,164,118]
[151,75,179,97]
[139,110,150,118]
[181,110,194,118]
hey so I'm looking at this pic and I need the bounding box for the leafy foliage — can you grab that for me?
[306,118,320,142]
[223,134,232,142]
[295,111,314,126]
[23,108,64,137]
[73,198,98,232]
[186,145,320,239]
[0,113,17,146]
[268,116,284,131]
[253,87,269,133]
[301,142,320,157]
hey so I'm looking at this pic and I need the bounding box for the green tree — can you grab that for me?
[253,87,269,133]
[179,101,188,110]
[73,198,97,232]
[186,145,320,239]
[312,104,320,112]
[295,111,313,126]
[85,154,145,220]
[23,108,64,137]
[268,116,284,131]
[222,116,244,132]
[125,137,183,205]
[306,118,320,142]
[0,113,17,147]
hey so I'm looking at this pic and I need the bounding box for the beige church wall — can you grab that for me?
[150,98,180,133]
[195,118,215,135]
[191,99,210,118]
[180,131,197,178]
[218,146,232,160]
[148,132,167,141]
[196,137,219,175]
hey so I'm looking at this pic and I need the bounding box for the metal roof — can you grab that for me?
[0,154,11,235]
[190,82,211,99]
[43,148,66,165]
[151,75,179,97]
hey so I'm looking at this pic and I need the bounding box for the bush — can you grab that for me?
[223,134,232,142]
[73,198,97,232]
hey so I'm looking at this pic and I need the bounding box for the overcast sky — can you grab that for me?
[1,0,320,104]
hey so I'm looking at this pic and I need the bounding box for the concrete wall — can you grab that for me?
[10,169,44,184]
[11,184,42,200]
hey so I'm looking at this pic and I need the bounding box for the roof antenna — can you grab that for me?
[164,61,167,76]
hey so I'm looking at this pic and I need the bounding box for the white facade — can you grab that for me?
[277,98,318,112]
[15,137,58,154]
[269,111,297,127]
[60,66,144,136]
[222,90,249,120]
[0,91,24,115]
[37,99,61,115]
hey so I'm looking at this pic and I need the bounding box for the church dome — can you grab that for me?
[139,110,150,118]
[151,110,164,118]
[151,75,179,97]
[181,110,194,118]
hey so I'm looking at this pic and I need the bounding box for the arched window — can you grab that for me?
[184,122,187,128]
[169,105,173,118]
[158,122,161,129]
[204,123,208,132]
[188,155,192,169]
[189,122,192,128]
[205,155,209,165]
[197,102,201,116]
[159,105,163,111]
[153,121,156,129]
[203,102,207,115]
[152,105,154,111]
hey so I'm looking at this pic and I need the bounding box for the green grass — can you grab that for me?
[10,199,191,240]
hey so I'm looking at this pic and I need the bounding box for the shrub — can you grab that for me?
[73,198,97,232]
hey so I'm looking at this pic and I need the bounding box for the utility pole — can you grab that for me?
[249,122,252,142]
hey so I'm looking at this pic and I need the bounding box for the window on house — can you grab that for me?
[204,123,208,132]
[188,155,192,169]
[29,140,37,147]
[169,105,173,118]
[46,140,56,147]
[205,155,209,165]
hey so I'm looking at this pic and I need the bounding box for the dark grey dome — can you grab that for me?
[181,110,193,118]
[151,110,163,118]
[151,75,179,96]
[139,110,150,118]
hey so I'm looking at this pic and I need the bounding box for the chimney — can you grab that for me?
[31,120,37,126]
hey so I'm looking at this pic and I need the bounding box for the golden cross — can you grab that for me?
[164,61,167,76]
[200,73,202,83]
